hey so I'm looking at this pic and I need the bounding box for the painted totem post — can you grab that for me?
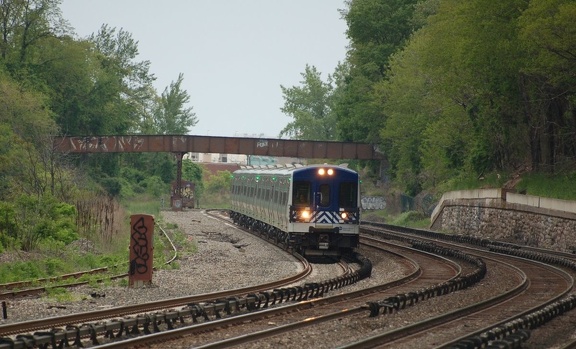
[129,214,154,287]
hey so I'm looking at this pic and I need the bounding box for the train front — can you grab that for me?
[289,165,360,257]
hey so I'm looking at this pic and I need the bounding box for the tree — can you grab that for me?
[335,0,420,143]
[0,76,64,199]
[182,159,203,200]
[279,65,337,140]
[518,0,576,173]
[380,0,532,193]
[152,73,198,134]
[82,24,156,135]
[0,0,69,67]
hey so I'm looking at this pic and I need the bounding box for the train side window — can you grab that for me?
[339,182,358,207]
[319,184,330,207]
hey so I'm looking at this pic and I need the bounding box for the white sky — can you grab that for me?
[60,1,350,138]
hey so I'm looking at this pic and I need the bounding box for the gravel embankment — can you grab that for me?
[2,209,575,349]
[0,210,351,325]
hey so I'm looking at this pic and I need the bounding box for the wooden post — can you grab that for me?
[128,214,154,287]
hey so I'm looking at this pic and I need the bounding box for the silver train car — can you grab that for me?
[229,164,360,257]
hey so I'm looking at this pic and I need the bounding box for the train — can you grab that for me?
[229,164,360,257]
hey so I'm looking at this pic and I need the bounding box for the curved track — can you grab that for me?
[4,214,575,348]
[91,236,465,348]
[354,223,576,348]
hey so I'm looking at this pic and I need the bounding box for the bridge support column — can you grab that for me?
[171,152,186,210]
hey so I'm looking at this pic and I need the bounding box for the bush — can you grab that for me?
[140,175,168,197]
[99,177,122,196]
[0,202,18,250]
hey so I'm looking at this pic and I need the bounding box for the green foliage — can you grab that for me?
[199,170,232,208]
[390,211,430,228]
[518,0,576,89]
[152,73,198,134]
[279,65,338,140]
[182,159,204,199]
[0,2,202,269]
[43,258,67,275]
[141,176,169,197]
[120,167,146,184]
[515,172,576,201]
[335,0,420,143]
[205,170,232,194]
[122,195,161,217]
[374,0,569,194]
[0,244,128,284]
[44,287,76,302]
[0,202,18,250]
[0,261,44,282]
[7,195,79,251]
[99,177,123,197]
[436,172,508,193]
[86,24,156,134]
[362,209,430,229]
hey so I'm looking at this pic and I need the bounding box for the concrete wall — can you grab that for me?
[431,190,576,253]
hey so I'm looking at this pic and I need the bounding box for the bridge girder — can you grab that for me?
[53,135,383,160]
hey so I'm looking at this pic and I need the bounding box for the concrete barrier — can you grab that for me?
[431,189,505,227]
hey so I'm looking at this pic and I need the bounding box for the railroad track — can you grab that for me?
[5,212,575,348]
[136,222,576,348]
[0,224,178,300]
[0,251,312,336]
[355,222,576,348]
[80,236,468,348]
[0,210,373,348]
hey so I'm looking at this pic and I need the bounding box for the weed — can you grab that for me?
[45,286,76,302]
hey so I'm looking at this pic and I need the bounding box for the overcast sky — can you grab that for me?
[60,1,349,138]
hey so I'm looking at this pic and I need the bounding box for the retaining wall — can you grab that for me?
[430,189,576,253]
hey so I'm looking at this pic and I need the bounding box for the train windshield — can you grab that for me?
[339,182,358,208]
[293,182,311,206]
[318,184,330,207]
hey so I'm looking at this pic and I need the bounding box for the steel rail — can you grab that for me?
[0,254,311,337]
[0,222,178,300]
[73,239,425,349]
[87,238,460,348]
[348,223,576,348]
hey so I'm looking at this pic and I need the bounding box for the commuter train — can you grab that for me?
[229,164,360,257]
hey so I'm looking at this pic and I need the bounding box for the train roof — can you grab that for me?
[232,164,357,176]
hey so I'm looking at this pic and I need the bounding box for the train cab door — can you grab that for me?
[312,182,337,221]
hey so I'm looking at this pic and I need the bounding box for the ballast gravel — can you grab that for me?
[1,210,303,323]
[1,209,575,348]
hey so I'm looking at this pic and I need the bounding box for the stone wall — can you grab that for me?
[431,192,576,253]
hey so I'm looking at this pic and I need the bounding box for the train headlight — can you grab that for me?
[300,210,311,219]
[340,212,348,220]
[318,168,334,176]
